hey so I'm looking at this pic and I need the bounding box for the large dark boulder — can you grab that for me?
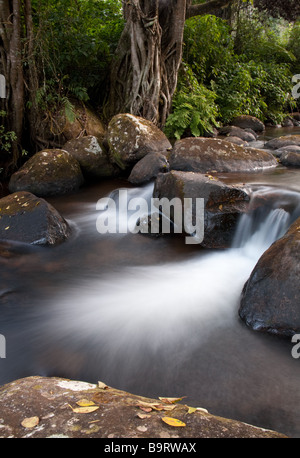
[8,149,84,197]
[128,152,169,185]
[63,135,116,178]
[230,115,265,133]
[0,191,71,246]
[169,137,277,173]
[153,170,250,248]
[239,217,300,337]
[107,114,172,170]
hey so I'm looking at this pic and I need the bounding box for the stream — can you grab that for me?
[0,127,300,437]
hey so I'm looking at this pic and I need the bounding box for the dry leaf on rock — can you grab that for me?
[161,417,186,427]
[76,399,96,407]
[21,416,40,428]
[159,397,184,404]
[69,404,99,414]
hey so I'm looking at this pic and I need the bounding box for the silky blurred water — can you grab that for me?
[0,142,300,436]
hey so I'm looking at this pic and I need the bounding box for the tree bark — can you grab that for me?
[106,0,233,127]
[0,0,24,167]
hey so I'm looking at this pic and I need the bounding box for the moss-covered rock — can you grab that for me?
[0,191,71,246]
[8,149,84,197]
[63,135,117,178]
[107,114,172,170]
[169,137,277,173]
[0,376,287,438]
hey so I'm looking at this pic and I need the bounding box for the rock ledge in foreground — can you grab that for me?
[0,376,287,438]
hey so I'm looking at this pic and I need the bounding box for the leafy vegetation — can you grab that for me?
[165,6,299,138]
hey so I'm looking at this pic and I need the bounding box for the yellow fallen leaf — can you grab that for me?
[4,227,9,230]
[219,204,223,211]
[162,417,186,427]
[21,416,40,428]
[69,404,99,414]
[76,399,96,407]
[187,407,197,414]
[159,397,183,404]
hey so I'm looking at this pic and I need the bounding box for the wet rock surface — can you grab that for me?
[128,152,170,185]
[153,170,250,248]
[239,216,300,337]
[0,376,287,438]
[0,191,71,246]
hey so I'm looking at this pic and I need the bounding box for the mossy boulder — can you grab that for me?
[107,114,172,170]
[8,149,84,197]
[0,191,71,246]
[153,170,250,248]
[169,137,277,173]
[230,115,265,133]
[63,135,117,178]
[239,217,300,337]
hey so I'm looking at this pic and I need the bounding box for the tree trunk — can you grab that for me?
[0,0,24,167]
[106,0,232,127]
[107,0,187,127]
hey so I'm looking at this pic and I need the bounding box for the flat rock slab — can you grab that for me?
[0,376,287,438]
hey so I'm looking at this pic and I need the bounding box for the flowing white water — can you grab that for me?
[38,186,296,368]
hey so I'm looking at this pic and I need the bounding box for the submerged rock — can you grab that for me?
[128,152,169,185]
[8,149,84,197]
[239,217,300,337]
[169,137,277,173]
[0,191,71,246]
[0,376,287,438]
[63,135,117,178]
[153,170,250,248]
[107,114,172,170]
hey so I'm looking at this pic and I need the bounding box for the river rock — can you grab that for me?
[218,126,256,142]
[224,136,249,146]
[280,151,300,167]
[107,114,172,170]
[239,217,300,337]
[169,137,277,173]
[0,191,71,246]
[128,152,169,185]
[272,145,300,158]
[62,135,116,178]
[8,149,84,197]
[230,115,265,133]
[0,375,286,438]
[43,100,106,146]
[264,135,300,150]
[153,170,250,248]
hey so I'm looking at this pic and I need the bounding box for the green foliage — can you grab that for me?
[32,0,124,109]
[164,65,219,140]
[174,8,298,137]
[0,111,17,153]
